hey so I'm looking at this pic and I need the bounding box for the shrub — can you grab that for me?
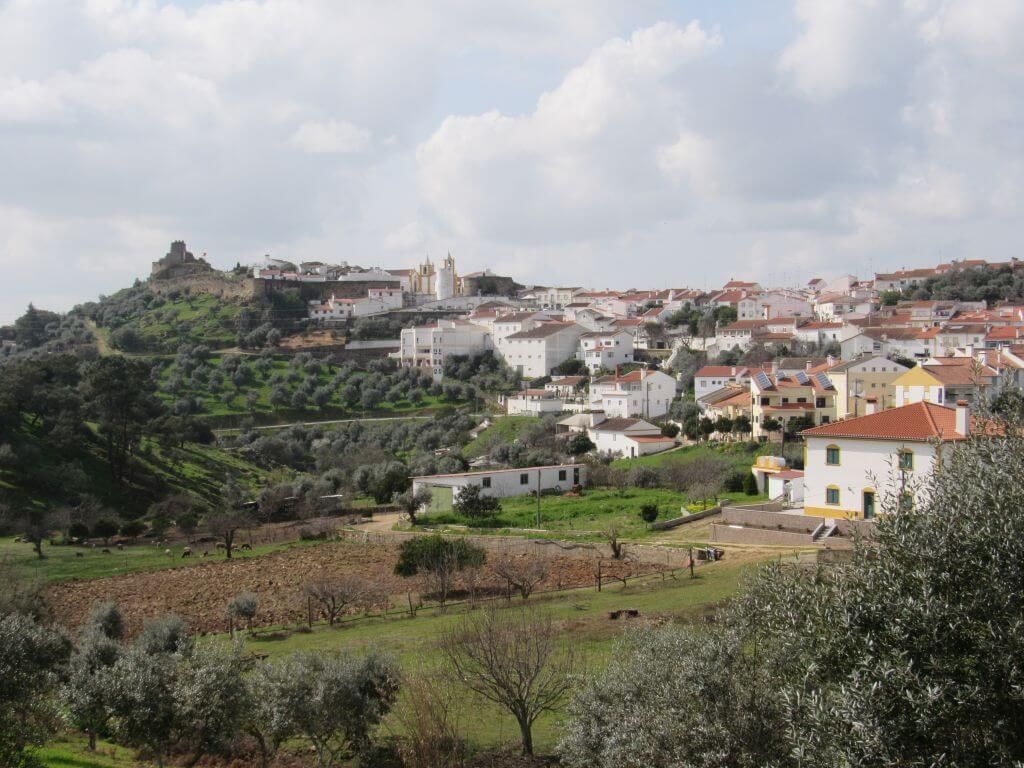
[639,504,659,525]
[627,466,659,489]
[452,485,501,520]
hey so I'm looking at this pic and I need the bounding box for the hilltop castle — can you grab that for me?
[151,241,212,280]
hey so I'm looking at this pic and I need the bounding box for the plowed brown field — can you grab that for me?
[47,538,657,636]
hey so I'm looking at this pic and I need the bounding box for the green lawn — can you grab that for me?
[0,536,317,584]
[36,738,136,768]
[423,486,766,538]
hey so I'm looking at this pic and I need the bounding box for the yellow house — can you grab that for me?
[893,360,996,407]
[828,355,910,419]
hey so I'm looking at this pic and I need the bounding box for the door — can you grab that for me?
[862,491,875,520]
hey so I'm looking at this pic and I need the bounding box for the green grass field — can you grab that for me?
[424,486,766,538]
[0,536,317,584]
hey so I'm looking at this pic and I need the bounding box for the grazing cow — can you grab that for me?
[202,551,210,558]
[101,548,111,554]
[164,549,172,557]
[116,543,124,550]
[240,543,252,552]
[181,547,192,558]
[75,552,84,558]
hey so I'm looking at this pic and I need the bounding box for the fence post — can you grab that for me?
[689,548,695,579]
[596,559,602,592]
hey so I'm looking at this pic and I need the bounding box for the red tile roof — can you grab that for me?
[695,365,747,378]
[800,402,966,442]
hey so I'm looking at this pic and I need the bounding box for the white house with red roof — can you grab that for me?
[694,365,755,399]
[588,368,676,419]
[585,417,674,459]
[799,400,969,520]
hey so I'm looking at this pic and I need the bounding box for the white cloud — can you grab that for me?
[2,1,1024,314]
[291,120,372,155]
[417,22,720,243]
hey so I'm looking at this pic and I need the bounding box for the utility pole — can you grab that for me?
[536,468,542,528]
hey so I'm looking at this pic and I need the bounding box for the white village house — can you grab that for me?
[799,399,970,520]
[588,368,676,419]
[578,330,634,373]
[412,464,588,514]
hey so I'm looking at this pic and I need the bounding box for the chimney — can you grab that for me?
[826,354,836,367]
[955,400,969,437]
[771,360,779,376]
[865,396,877,415]
[731,366,737,376]
[805,360,812,372]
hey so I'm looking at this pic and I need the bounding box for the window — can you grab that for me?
[558,469,567,481]
[826,486,840,505]
[760,396,770,406]
[826,445,840,465]
[797,397,807,403]
[898,450,913,471]
[482,477,492,488]
[520,473,529,485]
[816,397,826,408]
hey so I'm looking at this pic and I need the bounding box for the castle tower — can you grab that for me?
[436,252,456,300]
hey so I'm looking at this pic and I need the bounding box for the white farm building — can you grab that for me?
[412,464,587,514]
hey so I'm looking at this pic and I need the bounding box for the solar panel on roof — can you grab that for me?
[755,371,773,389]
[814,372,833,389]
[795,371,810,385]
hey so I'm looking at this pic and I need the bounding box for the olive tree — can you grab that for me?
[0,613,70,767]
[172,643,250,765]
[61,629,121,751]
[226,592,258,636]
[258,651,399,767]
[392,487,433,525]
[559,625,786,768]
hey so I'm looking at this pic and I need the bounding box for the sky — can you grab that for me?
[2,0,1024,323]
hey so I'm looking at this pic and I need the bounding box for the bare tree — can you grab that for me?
[304,575,369,626]
[391,666,467,768]
[602,525,625,560]
[493,553,550,601]
[442,607,576,756]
